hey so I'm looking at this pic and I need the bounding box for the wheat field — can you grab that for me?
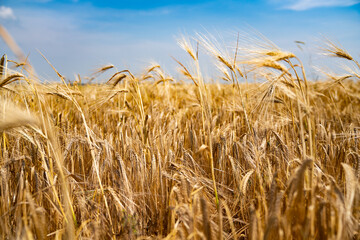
[0,34,359,239]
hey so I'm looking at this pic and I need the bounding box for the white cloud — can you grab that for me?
[281,0,360,11]
[135,7,172,16]
[2,5,180,80]
[0,6,16,20]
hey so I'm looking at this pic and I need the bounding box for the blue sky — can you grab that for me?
[0,0,359,82]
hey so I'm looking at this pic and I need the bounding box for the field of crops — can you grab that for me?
[0,35,359,239]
